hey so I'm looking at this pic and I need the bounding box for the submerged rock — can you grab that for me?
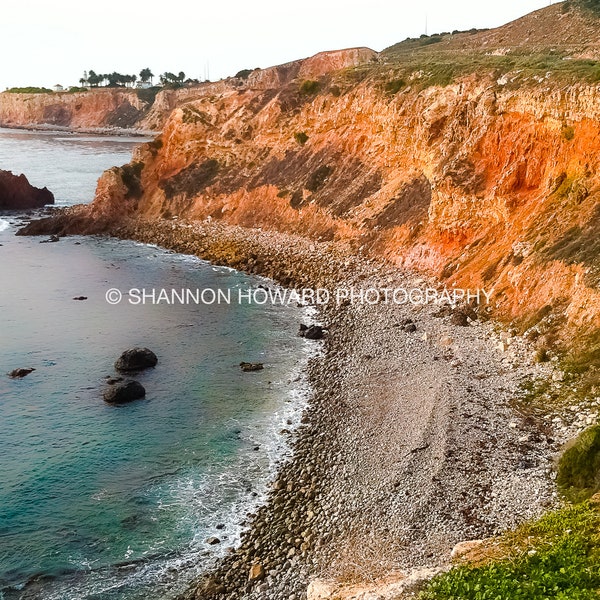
[240,362,264,372]
[115,347,158,372]
[0,170,54,210]
[40,234,60,244]
[103,380,146,404]
[8,367,36,379]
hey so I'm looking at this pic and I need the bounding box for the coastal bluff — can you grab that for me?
[26,5,600,343]
[0,48,377,134]
[0,169,54,209]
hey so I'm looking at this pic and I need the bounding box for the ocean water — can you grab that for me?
[0,127,147,206]
[0,131,313,598]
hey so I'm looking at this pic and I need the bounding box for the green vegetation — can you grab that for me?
[181,106,211,125]
[558,426,600,502]
[384,78,407,95]
[299,79,320,95]
[67,86,87,93]
[235,69,254,79]
[4,87,53,94]
[159,71,188,88]
[421,502,600,600]
[562,125,576,141]
[294,131,309,145]
[139,68,154,84]
[534,346,551,363]
[78,67,196,90]
[578,0,600,13]
[82,69,138,88]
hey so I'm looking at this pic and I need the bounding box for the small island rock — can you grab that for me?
[240,362,264,372]
[103,380,146,404]
[115,347,158,372]
[9,367,36,379]
[0,170,54,210]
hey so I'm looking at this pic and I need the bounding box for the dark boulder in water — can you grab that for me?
[0,170,54,210]
[240,362,264,372]
[115,347,158,372]
[8,367,36,379]
[299,324,326,340]
[103,380,146,404]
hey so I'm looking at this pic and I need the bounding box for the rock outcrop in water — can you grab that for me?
[0,170,54,210]
[115,347,158,372]
[103,380,146,404]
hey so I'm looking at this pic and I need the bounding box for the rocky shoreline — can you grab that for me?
[19,215,564,599]
[0,122,157,137]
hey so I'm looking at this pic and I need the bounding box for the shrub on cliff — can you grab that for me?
[120,162,144,200]
[294,131,309,145]
[558,426,600,502]
[235,69,254,79]
[577,0,600,12]
[5,87,53,94]
[384,78,407,95]
[299,80,320,95]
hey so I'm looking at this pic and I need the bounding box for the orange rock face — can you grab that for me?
[75,59,600,336]
[0,89,155,131]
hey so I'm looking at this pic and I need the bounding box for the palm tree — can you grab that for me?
[139,68,154,84]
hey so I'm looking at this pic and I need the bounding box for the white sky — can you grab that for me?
[0,0,554,90]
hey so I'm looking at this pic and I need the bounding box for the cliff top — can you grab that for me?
[380,2,600,84]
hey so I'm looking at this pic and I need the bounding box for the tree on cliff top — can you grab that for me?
[139,68,154,84]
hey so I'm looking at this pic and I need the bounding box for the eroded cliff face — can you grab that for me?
[87,67,600,337]
[0,89,157,131]
[0,48,378,134]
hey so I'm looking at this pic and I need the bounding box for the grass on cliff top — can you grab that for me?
[370,50,600,93]
[420,501,600,600]
[4,86,54,94]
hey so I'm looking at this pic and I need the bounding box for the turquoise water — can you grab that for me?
[0,132,312,598]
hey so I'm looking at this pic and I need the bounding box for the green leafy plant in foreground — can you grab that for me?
[420,503,600,600]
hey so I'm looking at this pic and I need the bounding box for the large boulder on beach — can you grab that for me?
[115,347,158,372]
[103,380,146,404]
[0,170,54,210]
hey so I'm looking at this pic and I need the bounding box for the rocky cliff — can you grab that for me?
[0,170,54,209]
[0,48,377,134]
[0,88,157,132]
[21,6,600,346]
